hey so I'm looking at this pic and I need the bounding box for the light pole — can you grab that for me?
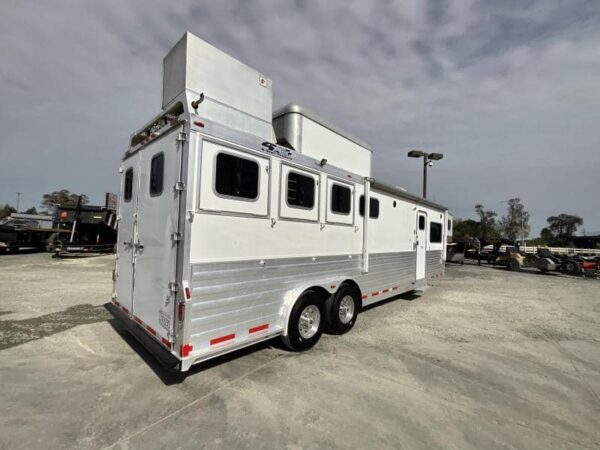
[16,192,22,212]
[407,150,444,198]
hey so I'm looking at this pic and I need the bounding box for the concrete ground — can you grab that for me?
[0,253,599,450]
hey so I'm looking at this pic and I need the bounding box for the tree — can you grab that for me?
[474,204,499,242]
[546,214,583,246]
[24,207,38,215]
[453,218,480,238]
[0,204,17,219]
[498,198,530,243]
[41,190,89,212]
[540,227,554,244]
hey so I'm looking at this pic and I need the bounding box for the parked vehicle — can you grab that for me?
[0,213,65,253]
[495,247,559,273]
[111,33,451,372]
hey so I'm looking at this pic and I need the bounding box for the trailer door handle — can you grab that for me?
[134,242,144,254]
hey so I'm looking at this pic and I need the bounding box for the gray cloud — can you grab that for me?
[1,0,599,234]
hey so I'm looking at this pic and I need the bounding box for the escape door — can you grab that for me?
[416,211,427,280]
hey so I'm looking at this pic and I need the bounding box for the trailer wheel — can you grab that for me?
[325,284,360,335]
[282,290,324,351]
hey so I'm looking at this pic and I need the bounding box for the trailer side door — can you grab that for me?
[416,211,427,280]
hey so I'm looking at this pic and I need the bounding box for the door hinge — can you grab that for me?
[171,231,182,242]
[176,132,188,142]
[168,282,179,293]
[175,181,186,192]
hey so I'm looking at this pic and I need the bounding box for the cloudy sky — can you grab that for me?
[1,0,599,234]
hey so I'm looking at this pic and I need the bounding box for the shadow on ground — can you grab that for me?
[0,304,112,350]
[105,307,276,386]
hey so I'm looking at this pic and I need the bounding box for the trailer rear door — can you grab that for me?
[116,125,184,343]
[132,126,183,340]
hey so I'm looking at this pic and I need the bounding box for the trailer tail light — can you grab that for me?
[193,121,205,128]
[180,344,193,357]
[184,286,191,300]
[178,303,184,321]
[581,261,597,270]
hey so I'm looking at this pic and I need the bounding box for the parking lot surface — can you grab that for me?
[0,253,599,449]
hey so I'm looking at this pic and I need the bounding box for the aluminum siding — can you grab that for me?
[189,251,418,357]
[425,250,444,279]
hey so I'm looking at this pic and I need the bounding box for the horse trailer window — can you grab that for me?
[331,184,351,214]
[287,171,315,209]
[359,196,379,218]
[418,215,426,230]
[124,168,133,202]
[448,219,452,231]
[149,153,164,196]
[215,152,259,200]
[430,221,442,242]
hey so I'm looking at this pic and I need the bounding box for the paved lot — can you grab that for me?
[0,253,599,449]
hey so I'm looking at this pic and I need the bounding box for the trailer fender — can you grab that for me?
[280,276,355,336]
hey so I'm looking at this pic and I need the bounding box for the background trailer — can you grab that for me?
[111,32,450,371]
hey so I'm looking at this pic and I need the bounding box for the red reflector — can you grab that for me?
[210,333,235,346]
[330,284,336,289]
[146,326,156,335]
[180,344,193,357]
[133,315,143,324]
[122,306,129,314]
[161,337,171,349]
[249,324,269,334]
[392,286,398,291]
[372,292,380,297]
[60,211,68,219]
[184,287,191,300]
[362,295,367,300]
[383,288,389,293]
[193,121,205,128]
[178,303,184,321]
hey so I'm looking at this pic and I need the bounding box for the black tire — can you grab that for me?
[563,260,580,275]
[281,290,324,351]
[507,258,521,271]
[325,284,360,335]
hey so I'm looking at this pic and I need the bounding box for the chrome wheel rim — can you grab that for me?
[338,295,354,324]
[298,305,320,339]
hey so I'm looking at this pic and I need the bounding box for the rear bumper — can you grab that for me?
[106,302,181,371]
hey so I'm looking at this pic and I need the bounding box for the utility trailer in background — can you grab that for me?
[49,194,118,256]
[0,213,63,253]
[111,32,450,372]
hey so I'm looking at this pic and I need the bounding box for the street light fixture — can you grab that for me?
[407,150,444,198]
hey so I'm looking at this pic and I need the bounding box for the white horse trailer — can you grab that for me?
[111,32,449,372]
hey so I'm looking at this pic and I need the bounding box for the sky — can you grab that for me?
[1,0,599,235]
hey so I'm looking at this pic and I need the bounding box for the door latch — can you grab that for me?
[168,282,179,294]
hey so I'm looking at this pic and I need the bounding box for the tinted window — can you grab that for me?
[419,215,425,230]
[331,184,351,214]
[448,219,451,231]
[215,153,259,199]
[149,153,164,196]
[124,168,134,202]
[359,196,379,218]
[287,172,315,208]
[430,222,442,242]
